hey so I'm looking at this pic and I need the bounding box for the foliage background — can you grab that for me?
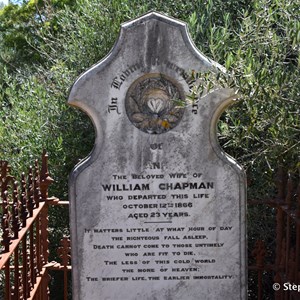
[0,0,299,299]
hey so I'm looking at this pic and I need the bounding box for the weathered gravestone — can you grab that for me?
[68,12,246,300]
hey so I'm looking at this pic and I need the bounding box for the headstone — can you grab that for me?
[68,12,246,300]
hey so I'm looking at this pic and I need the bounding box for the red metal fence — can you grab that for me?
[248,169,300,299]
[0,151,70,300]
[0,152,299,299]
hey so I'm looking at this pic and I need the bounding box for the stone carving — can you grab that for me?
[68,12,246,300]
[125,74,185,134]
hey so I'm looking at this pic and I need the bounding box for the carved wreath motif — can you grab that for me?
[125,74,185,134]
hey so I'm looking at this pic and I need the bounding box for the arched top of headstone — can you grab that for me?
[120,11,223,70]
[68,11,229,111]
[70,12,222,90]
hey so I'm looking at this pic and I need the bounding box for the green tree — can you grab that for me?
[0,0,75,70]
[189,0,299,189]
